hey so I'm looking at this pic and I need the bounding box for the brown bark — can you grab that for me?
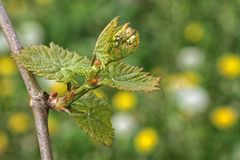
[0,1,53,160]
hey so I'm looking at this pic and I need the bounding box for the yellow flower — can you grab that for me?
[112,91,137,111]
[210,106,237,129]
[134,128,159,154]
[183,72,201,85]
[8,112,31,133]
[166,72,201,90]
[50,82,67,97]
[48,116,59,135]
[184,21,204,43]
[217,54,240,78]
[0,56,16,76]
[0,78,15,97]
[0,131,9,155]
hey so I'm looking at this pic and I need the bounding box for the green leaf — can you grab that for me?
[15,42,91,83]
[93,17,140,67]
[70,92,114,147]
[93,17,118,66]
[99,61,160,92]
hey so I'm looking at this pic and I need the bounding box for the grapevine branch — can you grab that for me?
[0,0,161,158]
[0,1,53,160]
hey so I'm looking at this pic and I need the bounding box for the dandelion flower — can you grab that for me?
[0,56,16,76]
[134,128,158,154]
[210,106,237,129]
[8,112,31,133]
[112,91,137,111]
[217,54,240,78]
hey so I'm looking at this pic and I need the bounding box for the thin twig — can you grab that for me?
[0,1,53,160]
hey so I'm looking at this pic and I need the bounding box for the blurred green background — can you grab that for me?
[1,0,240,159]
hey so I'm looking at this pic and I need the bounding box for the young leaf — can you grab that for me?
[70,92,114,147]
[93,17,140,67]
[93,17,118,65]
[15,43,91,83]
[99,61,160,92]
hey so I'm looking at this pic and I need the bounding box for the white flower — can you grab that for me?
[18,21,45,45]
[112,113,137,138]
[176,47,205,70]
[174,86,209,114]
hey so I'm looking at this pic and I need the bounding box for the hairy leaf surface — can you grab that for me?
[99,61,160,92]
[15,43,91,82]
[70,92,114,147]
[93,17,140,67]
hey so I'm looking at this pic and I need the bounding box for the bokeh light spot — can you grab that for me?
[210,106,237,129]
[0,56,16,76]
[50,82,67,97]
[217,53,240,78]
[8,112,31,134]
[134,128,158,154]
[0,131,9,155]
[184,21,204,43]
[112,91,137,111]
